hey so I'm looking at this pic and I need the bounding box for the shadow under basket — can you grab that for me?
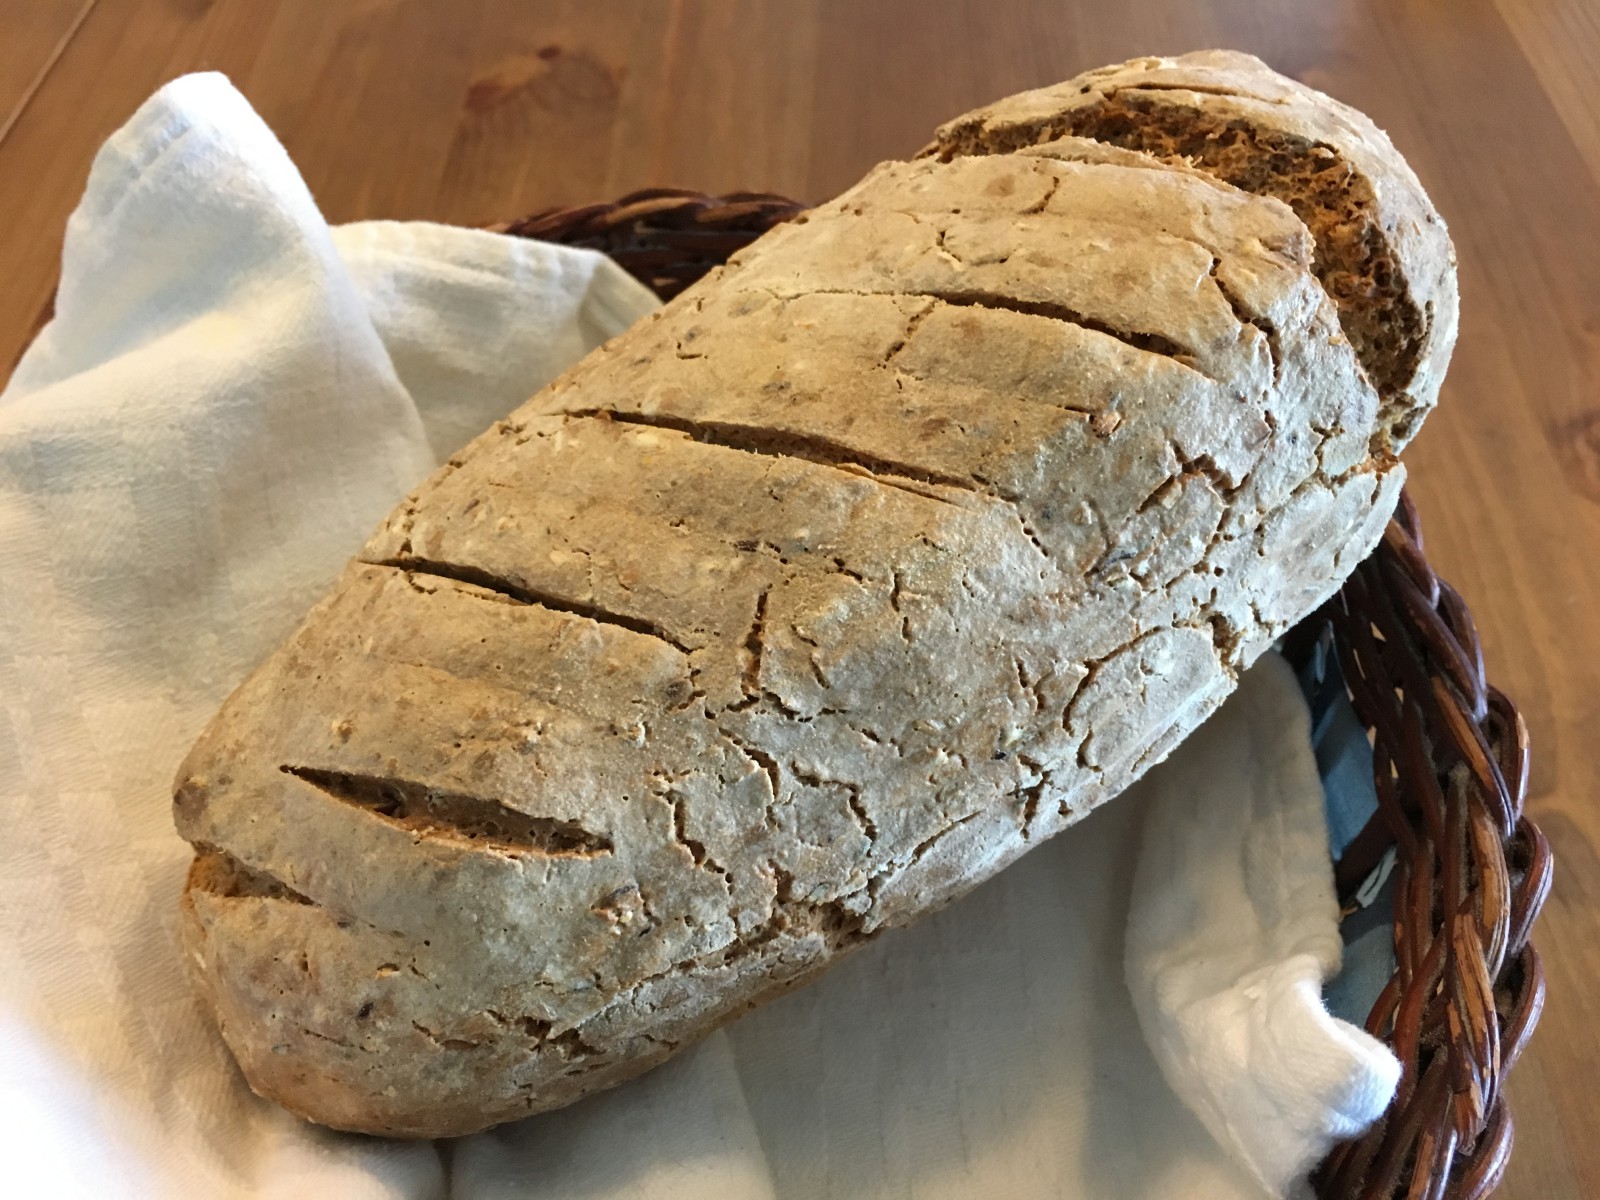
[495,189,1553,1200]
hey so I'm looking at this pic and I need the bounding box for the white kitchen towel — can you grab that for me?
[0,73,1395,1200]
[1125,654,1402,1200]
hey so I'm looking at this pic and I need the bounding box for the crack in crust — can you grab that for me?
[281,766,614,858]
[658,788,733,891]
[559,408,981,508]
[1208,257,1282,386]
[709,720,784,811]
[187,847,311,904]
[896,289,1209,378]
[770,285,1215,381]
[369,558,694,655]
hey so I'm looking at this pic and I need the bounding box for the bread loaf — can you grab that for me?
[174,51,1456,1137]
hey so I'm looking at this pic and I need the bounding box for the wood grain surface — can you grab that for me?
[0,1,1593,1194]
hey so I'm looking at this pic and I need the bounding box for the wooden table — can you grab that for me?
[1,1,1593,1194]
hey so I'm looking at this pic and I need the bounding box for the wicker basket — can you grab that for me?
[499,188,1553,1200]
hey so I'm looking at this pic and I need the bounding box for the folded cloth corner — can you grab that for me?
[1126,653,1401,1199]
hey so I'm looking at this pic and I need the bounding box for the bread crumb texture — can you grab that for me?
[174,50,1455,1136]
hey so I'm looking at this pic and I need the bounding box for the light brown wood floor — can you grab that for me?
[0,1,1594,1194]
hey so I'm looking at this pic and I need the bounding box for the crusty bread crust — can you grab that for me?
[175,52,1452,1137]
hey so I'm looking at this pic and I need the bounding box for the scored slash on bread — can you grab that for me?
[174,51,1457,1137]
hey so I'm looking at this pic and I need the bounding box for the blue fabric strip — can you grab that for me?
[1295,631,1395,1026]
